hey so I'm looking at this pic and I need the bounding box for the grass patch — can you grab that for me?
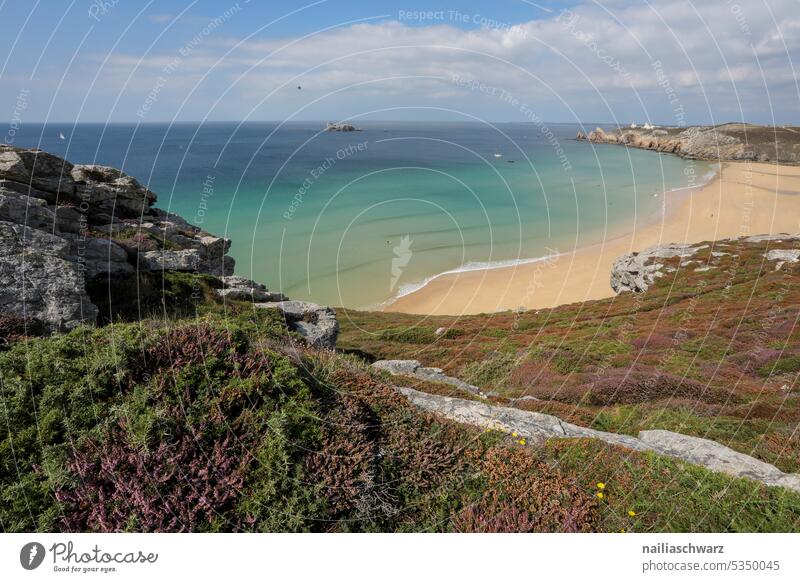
[758,355,800,377]
[378,327,437,344]
[462,351,516,389]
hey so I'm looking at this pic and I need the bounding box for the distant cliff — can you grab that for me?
[576,123,800,164]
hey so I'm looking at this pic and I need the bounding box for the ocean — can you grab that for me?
[7,121,711,308]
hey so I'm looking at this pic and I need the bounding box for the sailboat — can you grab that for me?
[58,132,65,140]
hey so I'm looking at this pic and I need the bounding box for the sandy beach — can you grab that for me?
[386,161,800,315]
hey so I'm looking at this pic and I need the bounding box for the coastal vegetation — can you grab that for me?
[2,309,799,532]
[2,234,800,532]
[2,143,800,533]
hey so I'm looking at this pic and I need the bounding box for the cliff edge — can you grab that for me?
[576,123,800,164]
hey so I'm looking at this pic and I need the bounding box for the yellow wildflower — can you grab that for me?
[596,492,604,499]
[519,438,526,445]
[596,482,605,490]
[628,510,636,517]
[512,432,518,437]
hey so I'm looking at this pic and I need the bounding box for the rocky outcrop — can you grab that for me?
[0,145,237,332]
[0,221,97,332]
[611,236,800,294]
[373,359,486,397]
[96,208,234,276]
[0,144,342,349]
[325,122,361,132]
[764,249,800,270]
[216,276,286,302]
[610,243,704,293]
[0,145,74,195]
[255,300,338,349]
[397,386,800,493]
[638,430,800,492]
[577,123,800,164]
[71,164,156,218]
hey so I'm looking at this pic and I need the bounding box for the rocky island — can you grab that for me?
[576,123,800,164]
[325,121,361,131]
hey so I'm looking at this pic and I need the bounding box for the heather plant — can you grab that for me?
[454,447,598,533]
[0,315,42,346]
[56,420,250,532]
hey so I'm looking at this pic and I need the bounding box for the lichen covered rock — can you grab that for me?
[255,300,338,349]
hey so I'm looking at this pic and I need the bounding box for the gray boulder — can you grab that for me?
[100,216,234,276]
[373,359,485,397]
[71,164,156,218]
[611,243,703,293]
[63,235,133,279]
[639,430,800,492]
[0,188,56,231]
[140,248,203,272]
[51,205,84,234]
[255,300,338,349]
[397,386,800,492]
[0,220,97,332]
[0,145,74,195]
[217,276,286,302]
[764,249,800,270]
[0,179,58,204]
[0,146,249,336]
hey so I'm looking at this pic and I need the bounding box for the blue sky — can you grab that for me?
[1,0,798,124]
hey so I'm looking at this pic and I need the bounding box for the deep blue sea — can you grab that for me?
[5,122,709,308]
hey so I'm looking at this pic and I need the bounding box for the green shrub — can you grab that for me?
[378,327,436,344]
[758,355,800,377]
[462,351,516,388]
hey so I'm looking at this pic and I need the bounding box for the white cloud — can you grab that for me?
[48,0,800,122]
[148,14,174,24]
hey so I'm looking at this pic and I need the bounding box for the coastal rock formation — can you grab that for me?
[0,145,74,195]
[576,123,800,164]
[764,248,800,270]
[638,430,800,492]
[0,221,97,332]
[325,121,360,132]
[0,145,344,340]
[0,145,241,332]
[97,208,234,276]
[373,359,486,397]
[610,243,704,293]
[611,235,800,293]
[255,300,339,349]
[397,386,800,493]
[71,164,156,218]
[216,276,287,302]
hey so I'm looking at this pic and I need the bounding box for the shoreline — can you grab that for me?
[379,164,713,310]
[384,160,800,315]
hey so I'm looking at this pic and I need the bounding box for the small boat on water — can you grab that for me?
[493,153,502,158]
[58,132,65,140]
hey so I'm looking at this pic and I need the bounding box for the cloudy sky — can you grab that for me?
[1,0,798,124]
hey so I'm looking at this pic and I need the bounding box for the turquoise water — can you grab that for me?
[12,122,710,308]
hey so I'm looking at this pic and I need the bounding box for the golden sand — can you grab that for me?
[385,161,800,315]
